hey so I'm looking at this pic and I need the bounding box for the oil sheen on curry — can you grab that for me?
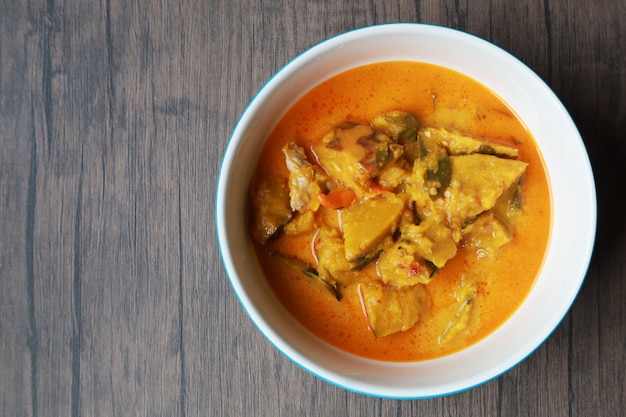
[249,61,551,362]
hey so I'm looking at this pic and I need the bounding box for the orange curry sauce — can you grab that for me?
[252,61,551,361]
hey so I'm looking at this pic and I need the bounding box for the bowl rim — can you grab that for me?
[216,22,597,399]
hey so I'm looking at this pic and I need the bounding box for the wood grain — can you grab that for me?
[1,0,624,416]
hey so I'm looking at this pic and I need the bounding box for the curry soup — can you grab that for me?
[249,61,551,362]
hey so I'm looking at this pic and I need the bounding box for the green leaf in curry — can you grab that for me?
[402,133,429,162]
[270,252,342,301]
[425,154,452,200]
[371,110,421,145]
[302,266,343,301]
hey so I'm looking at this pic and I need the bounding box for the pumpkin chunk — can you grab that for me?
[376,241,434,287]
[462,212,513,258]
[340,194,406,262]
[250,177,293,244]
[358,281,429,338]
[314,226,356,286]
[442,154,527,227]
[422,127,520,158]
[401,217,458,268]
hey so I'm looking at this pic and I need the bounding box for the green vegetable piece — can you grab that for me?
[426,154,452,200]
[271,252,341,301]
[403,134,428,162]
[371,111,420,144]
[303,267,342,300]
[399,125,419,144]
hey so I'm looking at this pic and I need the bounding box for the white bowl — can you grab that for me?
[216,23,596,398]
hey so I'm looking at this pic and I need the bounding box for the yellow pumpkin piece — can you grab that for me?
[250,177,293,244]
[340,194,406,262]
[314,205,341,231]
[358,281,429,337]
[492,181,524,226]
[421,127,520,158]
[462,212,513,258]
[376,241,434,287]
[283,210,317,235]
[314,226,357,286]
[401,217,458,269]
[441,154,527,228]
[312,122,388,194]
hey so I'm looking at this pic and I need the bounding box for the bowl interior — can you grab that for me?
[216,23,596,398]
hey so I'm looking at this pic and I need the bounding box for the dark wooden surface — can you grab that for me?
[2,0,625,415]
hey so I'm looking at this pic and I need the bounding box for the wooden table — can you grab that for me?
[2,0,624,415]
